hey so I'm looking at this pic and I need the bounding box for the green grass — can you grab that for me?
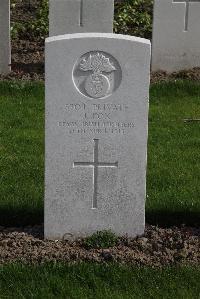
[0,263,200,298]
[0,80,200,226]
[147,81,200,226]
[0,82,44,225]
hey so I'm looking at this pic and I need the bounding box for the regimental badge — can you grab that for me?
[73,51,122,99]
[79,52,116,99]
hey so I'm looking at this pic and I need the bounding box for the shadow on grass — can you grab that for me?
[0,207,200,228]
[146,210,200,227]
[0,207,43,227]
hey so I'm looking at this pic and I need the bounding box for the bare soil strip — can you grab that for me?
[0,225,199,266]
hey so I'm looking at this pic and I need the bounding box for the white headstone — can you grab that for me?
[49,0,114,36]
[0,0,11,74]
[152,0,200,72]
[45,33,151,239]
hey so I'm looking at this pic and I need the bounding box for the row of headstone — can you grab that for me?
[0,0,200,75]
[49,0,114,36]
[152,0,200,72]
[45,0,151,239]
[0,0,10,74]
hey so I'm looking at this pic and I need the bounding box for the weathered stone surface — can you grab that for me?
[0,0,11,74]
[49,0,114,36]
[152,0,200,72]
[45,33,151,239]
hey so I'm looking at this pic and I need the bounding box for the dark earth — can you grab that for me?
[0,225,199,266]
[0,1,199,266]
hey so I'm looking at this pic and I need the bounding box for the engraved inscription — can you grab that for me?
[173,0,200,31]
[73,139,118,209]
[58,101,135,135]
[58,121,134,135]
[73,51,122,99]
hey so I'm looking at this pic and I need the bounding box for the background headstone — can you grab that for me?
[45,33,151,239]
[0,0,11,74]
[49,0,114,36]
[152,0,200,72]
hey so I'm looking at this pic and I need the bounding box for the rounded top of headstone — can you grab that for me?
[45,33,151,46]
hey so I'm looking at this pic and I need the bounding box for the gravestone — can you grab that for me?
[45,33,151,239]
[0,0,11,74]
[152,0,200,72]
[49,0,114,36]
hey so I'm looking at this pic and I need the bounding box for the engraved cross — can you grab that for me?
[80,0,84,27]
[73,139,118,209]
[173,0,200,31]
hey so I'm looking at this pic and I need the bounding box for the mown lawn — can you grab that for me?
[147,81,200,226]
[0,80,200,226]
[0,263,200,299]
[0,82,44,225]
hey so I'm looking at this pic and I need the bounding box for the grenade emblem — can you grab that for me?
[73,51,122,99]
[79,52,116,99]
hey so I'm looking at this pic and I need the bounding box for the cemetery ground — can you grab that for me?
[0,1,199,297]
[0,79,200,297]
